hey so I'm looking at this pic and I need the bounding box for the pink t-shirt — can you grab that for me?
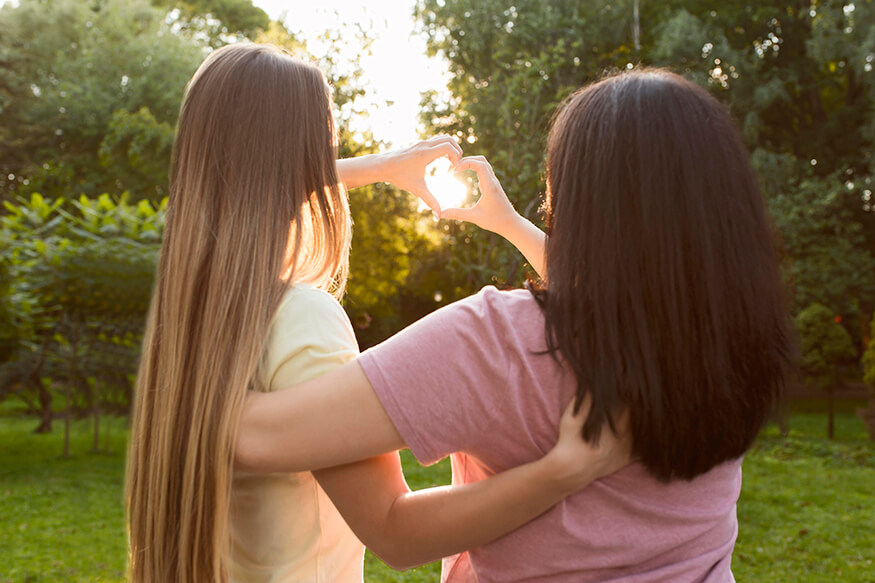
[358,286,740,583]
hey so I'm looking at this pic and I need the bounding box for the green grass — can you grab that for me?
[733,400,875,582]
[0,402,872,582]
[0,409,449,583]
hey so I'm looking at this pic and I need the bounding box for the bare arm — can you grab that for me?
[237,361,404,472]
[336,136,463,214]
[237,360,630,569]
[314,398,629,571]
[440,156,546,279]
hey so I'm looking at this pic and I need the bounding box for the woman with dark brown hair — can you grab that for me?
[238,68,792,581]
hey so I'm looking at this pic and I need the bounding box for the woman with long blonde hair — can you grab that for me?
[126,43,628,583]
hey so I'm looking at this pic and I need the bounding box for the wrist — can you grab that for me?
[539,446,597,497]
[493,211,530,241]
[369,151,393,184]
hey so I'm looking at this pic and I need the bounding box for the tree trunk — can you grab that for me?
[62,322,78,458]
[26,353,53,434]
[827,386,835,440]
[92,403,100,452]
[32,373,53,434]
[63,378,71,457]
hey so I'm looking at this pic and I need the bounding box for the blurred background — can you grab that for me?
[0,1,873,581]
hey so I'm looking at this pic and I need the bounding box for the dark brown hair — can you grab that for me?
[534,69,791,482]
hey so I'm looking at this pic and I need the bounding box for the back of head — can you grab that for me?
[539,69,792,481]
[126,43,347,582]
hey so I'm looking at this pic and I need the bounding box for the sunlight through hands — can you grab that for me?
[424,157,469,212]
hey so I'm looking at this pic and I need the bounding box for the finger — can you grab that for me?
[427,142,463,166]
[424,135,463,160]
[452,157,492,179]
[560,393,589,426]
[425,134,459,147]
[419,190,441,216]
[573,391,593,417]
[559,392,593,441]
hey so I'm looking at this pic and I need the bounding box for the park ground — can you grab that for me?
[1,399,873,583]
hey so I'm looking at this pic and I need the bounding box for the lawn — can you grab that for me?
[1,400,872,582]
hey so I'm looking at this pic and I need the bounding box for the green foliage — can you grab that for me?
[154,0,270,46]
[0,193,162,419]
[0,0,205,200]
[98,107,176,200]
[795,303,858,389]
[0,260,22,364]
[415,0,875,311]
[863,313,875,392]
[761,160,875,317]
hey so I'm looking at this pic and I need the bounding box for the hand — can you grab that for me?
[382,136,463,215]
[544,395,633,494]
[439,156,520,235]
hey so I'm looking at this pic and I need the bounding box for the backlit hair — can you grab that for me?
[125,43,348,582]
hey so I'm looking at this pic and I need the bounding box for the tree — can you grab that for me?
[415,0,875,312]
[864,313,875,390]
[152,0,270,46]
[416,0,643,294]
[0,0,206,201]
[795,303,859,438]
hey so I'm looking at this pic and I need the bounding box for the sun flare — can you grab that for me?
[425,157,468,211]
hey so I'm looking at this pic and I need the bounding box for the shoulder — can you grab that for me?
[270,284,356,344]
[442,286,546,345]
[357,286,546,465]
[274,284,349,324]
[262,284,358,390]
[359,285,545,384]
[437,285,541,321]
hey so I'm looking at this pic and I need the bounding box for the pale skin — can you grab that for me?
[238,137,631,570]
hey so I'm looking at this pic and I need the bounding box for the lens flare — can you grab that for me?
[424,157,468,211]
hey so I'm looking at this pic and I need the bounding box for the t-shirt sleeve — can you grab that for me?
[357,287,510,466]
[264,286,360,391]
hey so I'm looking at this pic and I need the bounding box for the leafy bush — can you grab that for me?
[795,303,859,438]
[796,303,858,389]
[1,193,162,437]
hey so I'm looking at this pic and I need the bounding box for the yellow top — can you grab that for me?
[230,285,365,582]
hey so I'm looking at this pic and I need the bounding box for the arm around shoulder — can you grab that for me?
[313,399,633,570]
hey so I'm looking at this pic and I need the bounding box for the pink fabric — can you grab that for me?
[358,286,740,583]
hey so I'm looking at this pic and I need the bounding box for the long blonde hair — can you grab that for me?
[126,43,349,582]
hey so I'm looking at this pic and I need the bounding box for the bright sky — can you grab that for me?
[0,0,449,148]
[254,0,451,147]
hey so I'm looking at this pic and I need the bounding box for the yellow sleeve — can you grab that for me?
[263,285,360,391]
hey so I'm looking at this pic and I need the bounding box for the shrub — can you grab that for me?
[795,303,858,438]
[1,193,162,441]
